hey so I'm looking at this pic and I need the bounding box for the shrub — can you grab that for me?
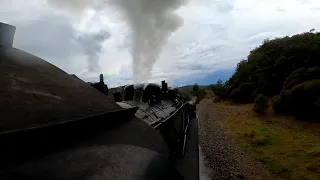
[192,89,207,104]
[253,94,269,114]
[230,88,242,102]
[289,79,320,119]
[272,80,320,120]
[283,67,320,90]
[271,95,283,114]
[252,136,269,146]
[215,86,228,98]
[229,83,256,103]
[271,90,292,114]
[213,96,221,102]
[193,84,199,92]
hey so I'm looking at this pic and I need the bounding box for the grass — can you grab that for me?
[216,103,320,180]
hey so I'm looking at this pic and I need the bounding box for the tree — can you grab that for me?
[223,30,320,119]
[217,79,223,85]
[193,84,199,92]
[253,95,269,114]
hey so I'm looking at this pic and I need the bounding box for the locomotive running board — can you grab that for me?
[0,107,138,168]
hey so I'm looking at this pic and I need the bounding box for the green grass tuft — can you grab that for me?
[218,103,320,180]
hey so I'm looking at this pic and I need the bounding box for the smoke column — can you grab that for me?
[48,0,188,82]
[109,0,188,83]
[47,0,98,13]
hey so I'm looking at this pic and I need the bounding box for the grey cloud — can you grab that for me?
[213,0,235,12]
[311,7,320,11]
[276,8,286,12]
[13,13,82,61]
[197,45,225,58]
[77,32,111,72]
[297,0,310,4]
[11,11,110,72]
[116,34,131,50]
[176,63,209,71]
[176,44,225,63]
[47,0,98,13]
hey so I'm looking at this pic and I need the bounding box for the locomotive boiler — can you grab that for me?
[0,22,199,180]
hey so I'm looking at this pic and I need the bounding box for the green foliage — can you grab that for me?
[193,83,199,92]
[283,67,320,90]
[226,82,257,103]
[193,89,207,104]
[271,80,320,120]
[227,31,320,102]
[177,85,212,103]
[253,94,269,114]
[288,80,320,119]
[209,79,229,99]
[215,30,320,119]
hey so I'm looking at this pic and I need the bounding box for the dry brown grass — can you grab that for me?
[214,103,320,180]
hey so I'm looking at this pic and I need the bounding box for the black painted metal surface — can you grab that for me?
[0,46,121,133]
[0,22,199,180]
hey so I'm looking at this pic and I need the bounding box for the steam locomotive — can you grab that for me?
[0,22,199,179]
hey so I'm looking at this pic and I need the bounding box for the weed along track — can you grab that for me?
[197,99,280,180]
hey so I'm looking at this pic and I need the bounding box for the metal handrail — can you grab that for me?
[124,101,157,122]
[151,102,189,128]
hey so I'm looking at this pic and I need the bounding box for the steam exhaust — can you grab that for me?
[47,0,189,82]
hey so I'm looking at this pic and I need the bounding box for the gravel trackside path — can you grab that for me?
[197,99,279,180]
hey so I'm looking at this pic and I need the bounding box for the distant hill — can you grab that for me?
[175,69,234,87]
[194,69,234,85]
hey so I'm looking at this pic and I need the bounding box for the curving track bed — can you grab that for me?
[197,99,243,180]
[197,99,280,180]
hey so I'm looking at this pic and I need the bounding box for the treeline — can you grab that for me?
[177,84,210,104]
[210,30,320,120]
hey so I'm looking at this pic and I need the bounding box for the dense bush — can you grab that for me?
[253,94,269,114]
[229,88,242,102]
[271,80,320,120]
[193,90,207,104]
[207,30,320,119]
[283,67,320,90]
[193,84,199,92]
[189,84,207,104]
[270,90,292,114]
[230,83,256,102]
[226,31,320,102]
[288,80,320,119]
[209,79,229,99]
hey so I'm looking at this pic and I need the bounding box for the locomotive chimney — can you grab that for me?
[0,22,16,48]
[161,80,168,92]
[99,74,104,84]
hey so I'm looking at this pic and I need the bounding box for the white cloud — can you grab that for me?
[1,0,320,87]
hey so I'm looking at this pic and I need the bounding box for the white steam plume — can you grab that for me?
[47,0,188,82]
[47,0,99,13]
[109,0,188,83]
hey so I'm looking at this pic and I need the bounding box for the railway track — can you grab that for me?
[196,99,212,119]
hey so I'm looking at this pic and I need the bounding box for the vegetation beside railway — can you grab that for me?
[179,30,320,180]
[214,102,320,180]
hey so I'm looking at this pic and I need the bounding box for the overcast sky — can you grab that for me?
[1,0,320,87]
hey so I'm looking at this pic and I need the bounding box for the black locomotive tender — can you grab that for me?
[0,22,199,180]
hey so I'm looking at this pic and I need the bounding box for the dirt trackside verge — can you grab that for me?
[213,101,320,180]
[197,99,280,180]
